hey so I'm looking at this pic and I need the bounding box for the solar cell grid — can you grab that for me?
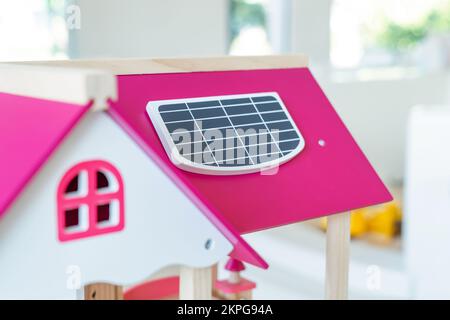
[147,92,305,174]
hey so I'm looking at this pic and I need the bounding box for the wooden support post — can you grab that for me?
[211,263,220,299]
[179,266,212,300]
[325,212,350,300]
[211,263,218,284]
[84,283,123,300]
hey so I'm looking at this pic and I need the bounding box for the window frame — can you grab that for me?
[57,160,125,242]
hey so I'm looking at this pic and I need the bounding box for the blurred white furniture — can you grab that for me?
[405,105,450,299]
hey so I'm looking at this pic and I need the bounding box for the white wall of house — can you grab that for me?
[0,112,232,299]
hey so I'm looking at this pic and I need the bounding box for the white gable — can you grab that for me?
[0,112,232,299]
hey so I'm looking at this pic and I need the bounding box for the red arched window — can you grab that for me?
[57,160,125,242]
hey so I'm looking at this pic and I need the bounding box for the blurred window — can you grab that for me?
[331,0,450,78]
[229,0,273,55]
[0,0,68,61]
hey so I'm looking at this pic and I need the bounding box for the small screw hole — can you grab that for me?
[204,239,214,250]
[318,139,326,147]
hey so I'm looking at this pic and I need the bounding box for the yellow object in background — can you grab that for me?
[366,201,402,241]
[349,209,368,237]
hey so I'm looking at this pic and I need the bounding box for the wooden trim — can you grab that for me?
[0,63,116,110]
[84,283,123,300]
[325,212,350,300]
[19,54,309,75]
[179,266,212,300]
[223,290,253,300]
[2,55,307,106]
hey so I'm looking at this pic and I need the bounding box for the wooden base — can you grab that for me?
[325,212,350,300]
[21,55,308,75]
[216,290,253,300]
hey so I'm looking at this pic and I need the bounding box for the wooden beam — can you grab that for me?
[179,266,212,300]
[325,212,350,300]
[19,54,309,75]
[84,283,123,300]
[0,63,116,110]
[3,55,307,107]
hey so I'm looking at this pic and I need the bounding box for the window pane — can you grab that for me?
[64,170,88,197]
[65,175,79,194]
[64,208,79,228]
[97,203,110,223]
[96,200,120,228]
[96,171,109,189]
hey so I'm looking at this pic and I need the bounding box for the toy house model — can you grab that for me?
[0,56,392,300]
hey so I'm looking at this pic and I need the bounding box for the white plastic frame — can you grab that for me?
[147,92,305,175]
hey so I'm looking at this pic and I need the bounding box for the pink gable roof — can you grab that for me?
[0,92,90,216]
[108,68,392,235]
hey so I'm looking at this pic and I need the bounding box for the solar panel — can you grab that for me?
[147,92,305,175]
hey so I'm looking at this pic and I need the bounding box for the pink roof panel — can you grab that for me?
[0,92,90,216]
[109,68,392,235]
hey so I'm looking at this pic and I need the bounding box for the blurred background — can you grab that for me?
[1,0,450,299]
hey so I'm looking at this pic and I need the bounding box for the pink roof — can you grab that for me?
[0,92,90,215]
[109,68,392,233]
[0,67,392,270]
